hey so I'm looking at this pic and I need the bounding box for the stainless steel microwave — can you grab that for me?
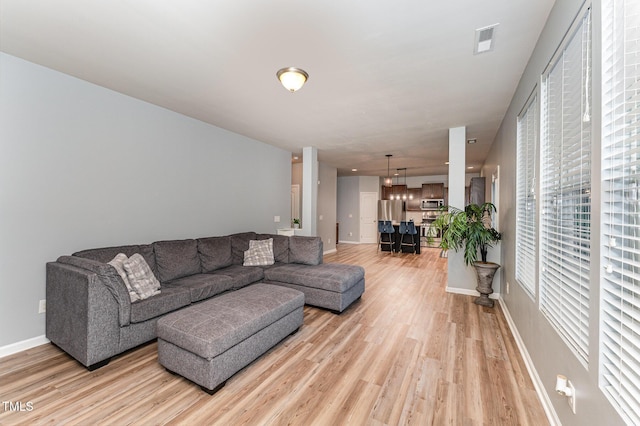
[421,199,444,210]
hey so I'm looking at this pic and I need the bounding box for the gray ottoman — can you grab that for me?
[157,283,304,394]
[264,263,365,313]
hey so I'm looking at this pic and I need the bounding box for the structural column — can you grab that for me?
[447,127,475,292]
[301,146,318,236]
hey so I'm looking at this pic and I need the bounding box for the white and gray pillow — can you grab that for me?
[108,253,140,302]
[123,253,161,300]
[243,239,275,266]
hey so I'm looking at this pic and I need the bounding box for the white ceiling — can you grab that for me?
[0,0,555,177]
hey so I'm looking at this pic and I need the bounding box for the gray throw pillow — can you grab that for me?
[123,253,161,300]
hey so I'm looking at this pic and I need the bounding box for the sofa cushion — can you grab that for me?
[129,286,191,324]
[197,236,233,272]
[108,253,140,302]
[264,263,365,292]
[289,236,323,266]
[154,239,200,283]
[243,239,275,266]
[230,232,257,265]
[257,234,289,263]
[74,244,157,277]
[209,264,264,290]
[123,254,161,300]
[164,274,234,303]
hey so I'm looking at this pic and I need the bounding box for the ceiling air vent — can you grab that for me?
[474,24,499,54]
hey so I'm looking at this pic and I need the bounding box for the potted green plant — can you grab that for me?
[429,202,502,307]
[292,218,301,229]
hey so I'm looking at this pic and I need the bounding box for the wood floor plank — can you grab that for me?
[0,244,549,425]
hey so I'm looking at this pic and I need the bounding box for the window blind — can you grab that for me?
[540,8,592,365]
[516,94,538,297]
[601,0,640,423]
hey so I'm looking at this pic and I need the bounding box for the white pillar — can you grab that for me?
[447,127,476,292]
[301,146,318,236]
[448,127,466,210]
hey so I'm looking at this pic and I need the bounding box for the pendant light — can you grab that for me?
[384,154,393,187]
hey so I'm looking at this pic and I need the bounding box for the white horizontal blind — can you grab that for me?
[540,9,592,365]
[516,94,538,297]
[601,0,640,423]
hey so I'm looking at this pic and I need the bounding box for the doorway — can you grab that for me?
[360,192,378,243]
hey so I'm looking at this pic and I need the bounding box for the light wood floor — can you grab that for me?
[0,244,548,425]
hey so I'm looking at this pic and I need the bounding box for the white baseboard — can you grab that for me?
[498,298,560,426]
[337,240,361,245]
[0,335,49,359]
[445,286,499,299]
[323,248,337,255]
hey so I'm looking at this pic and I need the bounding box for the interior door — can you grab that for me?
[360,192,378,243]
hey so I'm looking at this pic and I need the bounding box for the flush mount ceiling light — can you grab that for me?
[277,67,309,92]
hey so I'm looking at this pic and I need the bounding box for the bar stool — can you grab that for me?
[378,220,394,253]
[399,220,418,254]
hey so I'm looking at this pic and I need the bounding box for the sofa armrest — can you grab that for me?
[56,255,131,326]
[46,261,123,368]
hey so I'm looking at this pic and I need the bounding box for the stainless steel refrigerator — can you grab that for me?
[378,200,405,224]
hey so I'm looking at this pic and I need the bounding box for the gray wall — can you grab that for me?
[0,53,292,348]
[485,0,624,424]
[337,176,379,243]
[317,162,337,252]
[337,176,361,243]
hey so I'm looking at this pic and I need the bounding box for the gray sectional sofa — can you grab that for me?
[46,232,365,371]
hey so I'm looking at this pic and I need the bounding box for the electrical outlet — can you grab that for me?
[349,232,353,237]
[274,216,280,223]
[567,380,576,414]
[38,299,46,314]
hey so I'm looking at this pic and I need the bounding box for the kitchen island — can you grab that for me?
[380,223,421,254]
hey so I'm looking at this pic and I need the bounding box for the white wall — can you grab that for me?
[0,53,291,348]
[485,1,624,424]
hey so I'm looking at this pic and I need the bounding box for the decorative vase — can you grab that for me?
[473,262,500,308]
[293,224,300,229]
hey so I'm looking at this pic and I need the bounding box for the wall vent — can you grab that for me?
[474,24,499,54]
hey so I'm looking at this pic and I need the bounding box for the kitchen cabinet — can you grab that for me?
[385,184,407,200]
[381,185,393,200]
[421,183,445,199]
[382,185,407,200]
[406,188,422,210]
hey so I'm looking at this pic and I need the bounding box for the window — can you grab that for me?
[516,93,538,297]
[600,0,640,423]
[540,8,592,366]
